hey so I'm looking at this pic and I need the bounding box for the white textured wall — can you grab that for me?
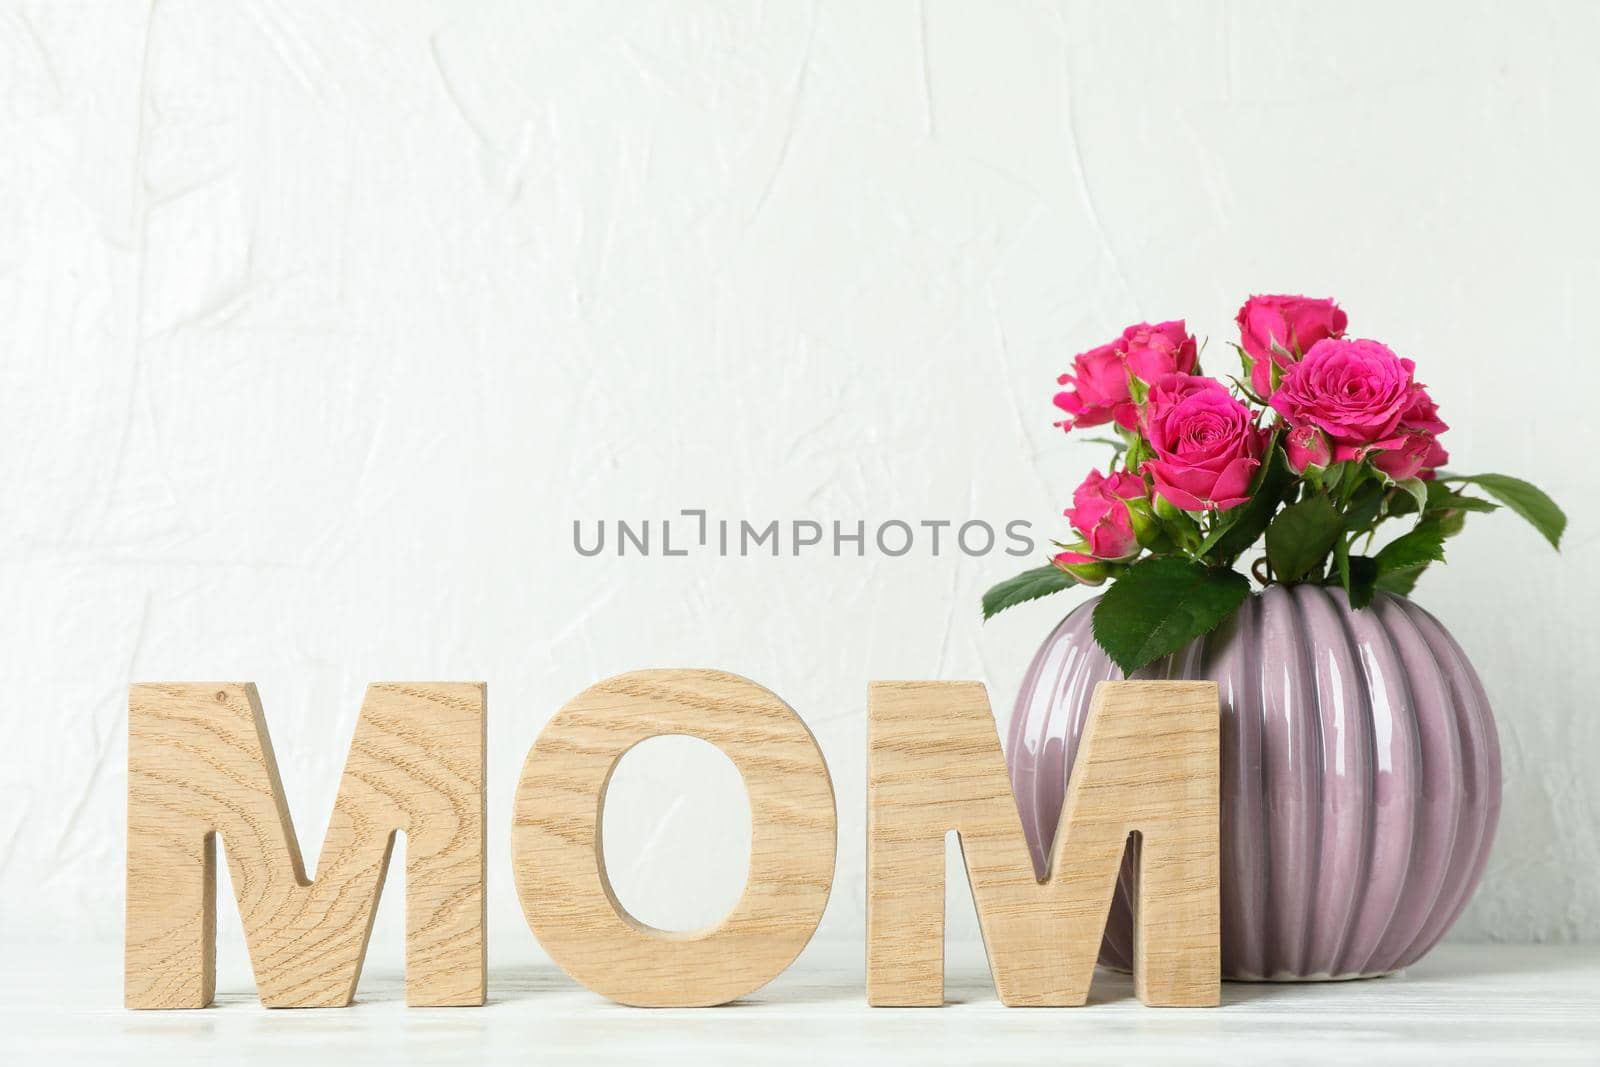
[2,0,1597,960]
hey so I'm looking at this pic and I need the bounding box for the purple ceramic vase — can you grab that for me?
[1005,585,1501,980]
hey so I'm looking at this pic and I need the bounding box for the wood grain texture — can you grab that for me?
[867,679,1219,1008]
[511,668,836,1007]
[125,682,486,1010]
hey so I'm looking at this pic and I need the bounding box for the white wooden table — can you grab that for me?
[4,942,1596,1064]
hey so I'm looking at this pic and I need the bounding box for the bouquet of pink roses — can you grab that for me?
[983,294,1565,674]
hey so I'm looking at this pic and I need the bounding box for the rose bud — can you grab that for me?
[1065,469,1147,560]
[1053,550,1110,586]
[1285,425,1332,475]
[1373,432,1438,482]
[1235,294,1347,396]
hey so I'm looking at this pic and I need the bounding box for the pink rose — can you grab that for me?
[1284,425,1332,474]
[1054,320,1199,432]
[1395,385,1448,437]
[1269,338,1416,460]
[1141,375,1266,511]
[1235,295,1347,396]
[1053,341,1135,432]
[1120,320,1198,384]
[1065,469,1147,560]
[1419,438,1449,479]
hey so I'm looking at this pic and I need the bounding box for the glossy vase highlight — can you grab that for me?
[1005,585,1501,980]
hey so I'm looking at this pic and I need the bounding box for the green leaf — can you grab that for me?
[1344,554,1380,607]
[1091,558,1250,674]
[1124,433,1150,471]
[1374,526,1447,574]
[1387,490,1420,519]
[1424,481,1498,514]
[1442,473,1565,549]
[1342,480,1385,533]
[1375,563,1427,598]
[1331,535,1378,608]
[1194,509,1242,557]
[1208,450,1291,562]
[1394,476,1429,516]
[981,564,1076,620]
[1265,494,1343,583]
[1142,530,1178,555]
[1232,341,1254,381]
[1363,523,1447,601]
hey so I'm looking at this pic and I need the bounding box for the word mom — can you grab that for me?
[125,671,1219,1010]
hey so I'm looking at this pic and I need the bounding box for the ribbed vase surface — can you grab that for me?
[1005,585,1501,980]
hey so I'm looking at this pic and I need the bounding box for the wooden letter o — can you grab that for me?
[511,668,836,1006]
